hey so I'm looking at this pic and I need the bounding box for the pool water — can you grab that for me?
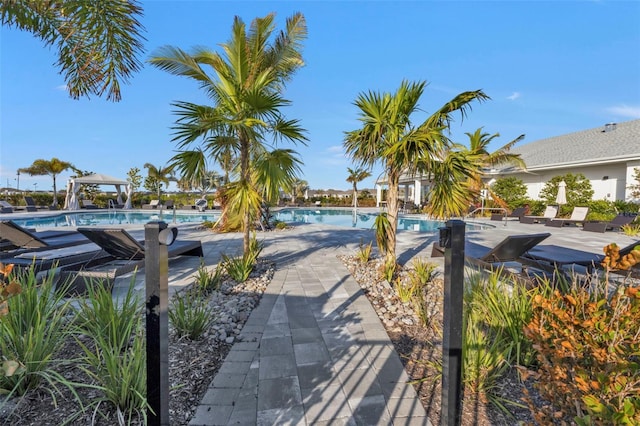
[273,209,489,231]
[10,211,220,229]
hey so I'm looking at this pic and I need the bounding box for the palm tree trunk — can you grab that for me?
[386,169,399,263]
[352,183,357,208]
[240,138,251,255]
[52,174,58,207]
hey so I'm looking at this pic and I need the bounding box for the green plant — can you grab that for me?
[72,278,149,422]
[0,265,76,398]
[522,284,640,425]
[408,257,438,286]
[169,290,216,340]
[373,213,393,257]
[621,223,640,236]
[223,255,255,282]
[379,258,397,282]
[393,278,415,303]
[356,240,373,263]
[194,261,223,294]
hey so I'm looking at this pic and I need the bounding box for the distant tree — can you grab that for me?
[127,167,143,192]
[462,128,526,208]
[346,167,371,208]
[490,177,528,209]
[291,179,309,202]
[539,173,594,207]
[1,1,145,101]
[70,168,99,200]
[143,163,175,200]
[19,158,74,207]
[628,168,640,199]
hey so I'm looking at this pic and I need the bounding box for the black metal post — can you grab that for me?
[145,221,170,425]
[441,219,465,426]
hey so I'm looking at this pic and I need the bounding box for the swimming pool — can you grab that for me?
[273,208,490,231]
[9,211,220,229]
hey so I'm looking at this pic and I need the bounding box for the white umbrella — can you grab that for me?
[556,180,567,205]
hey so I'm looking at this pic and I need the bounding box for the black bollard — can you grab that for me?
[440,220,465,426]
[145,221,170,425]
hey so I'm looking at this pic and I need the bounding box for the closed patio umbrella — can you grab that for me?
[556,180,567,206]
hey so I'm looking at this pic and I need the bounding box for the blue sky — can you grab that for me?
[2,1,639,195]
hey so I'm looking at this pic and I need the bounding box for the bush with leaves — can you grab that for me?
[522,245,640,425]
[539,173,594,213]
[490,176,528,209]
[169,289,216,341]
[194,261,223,294]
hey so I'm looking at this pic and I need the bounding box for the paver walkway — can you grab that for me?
[189,224,431,425]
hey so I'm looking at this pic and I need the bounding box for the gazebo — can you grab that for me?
[63,173,131,210]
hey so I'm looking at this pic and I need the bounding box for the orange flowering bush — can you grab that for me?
[0,263,21,317]
[521,244,640,425]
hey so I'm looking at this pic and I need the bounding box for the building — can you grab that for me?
[375,119,640,207]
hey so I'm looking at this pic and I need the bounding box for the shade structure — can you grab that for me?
[64,173,130,210]
[556,180,567,205]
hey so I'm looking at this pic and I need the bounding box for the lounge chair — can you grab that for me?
[82,200,102,209]
[545,206,589,227]
[24,196,38,212]
[522,240,640,278]
[0,220,88,254]
[56,227,204,295]
[520,205,558,224]
[194,199,207,212]
[490,206,527,222]
[582,213,638,233]
[432,232,551,282]
[164,200,175,210]
[0,201,14,213]
[143,200,161,209]
[3,243,109,275]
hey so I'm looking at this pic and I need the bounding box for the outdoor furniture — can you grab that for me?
[56,227,204,295]
[195,199,207,212]
[582,213,637,233]
[0,220,88,254]
[0,201,15,213]
[520,205,558,224]
[82,200,102,209]
[545,206,589,227]
[522,240,640,278]
[2,242,109,275]
[432,232,551,283]
[164,199,175,209]
[24,196,39,212]
[142,199,161,209]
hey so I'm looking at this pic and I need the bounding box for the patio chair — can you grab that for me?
[432,232,551,283]
[164,199,175,210]
[82,200,102,209]
[0,201,14,213]
[55,227,204,295]
[3,242,109,275]
[194,199,207,212]
[545,206,589,227]
[0,220,89,253]
[142,199,161,209]
[582,213,638,233]
[520,205,558,224]
[522,239,640,279]
[24,196,38,212]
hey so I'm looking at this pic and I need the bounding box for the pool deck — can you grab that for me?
[3,210,638,425]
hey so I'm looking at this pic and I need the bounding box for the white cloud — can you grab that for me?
[507,92,521,101]
[606,104,640,119]
[55,84,68,91]
[326,145,343,154]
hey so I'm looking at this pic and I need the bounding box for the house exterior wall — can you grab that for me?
[501,161,630,202]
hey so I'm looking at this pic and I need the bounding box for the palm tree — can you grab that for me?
[344,80,489,262]
[1,1,145,101]
[143,163,175,200]
[463,128,526,208]
[346,167,371,208]
[18,158,74,208]
[149,13,308,254]
[291,178,309,203]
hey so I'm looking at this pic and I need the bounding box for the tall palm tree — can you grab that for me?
[143,163,175,200]
[291,178,309,203]
[463,128,526,208]
[344,80,489,262]
[149,13,308,254]
[1,1,145,101]
[346,167,371,208]
[18,158,74,207]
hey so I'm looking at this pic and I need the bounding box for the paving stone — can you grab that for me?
[256,405,305,426]
[291,327,323,344]
[338,367,383,399]
[293,342,330,366]
[200,387,240,406]
[211,373,245,389]
[296,362,336,390]
[216,361,251,376]
[300,384,353,423]
[260,335,293,356]
[348,395,392,426]
[258,353,297,380]
[257,376,302,411]
[188,404,233,426]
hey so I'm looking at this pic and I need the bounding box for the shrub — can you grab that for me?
[408,257,438,286]
[539,173,594,208]
[522,245,640,425]
[490,176,528,209]
[72,278,149,422]
[621,223,640,237]
[194,261,223,294]
[394,278,415,303]
[356,240,373,263]
[0,265,76,398]
[223,254,256,283]
[169,290,216,340]
[378,258,397,282]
